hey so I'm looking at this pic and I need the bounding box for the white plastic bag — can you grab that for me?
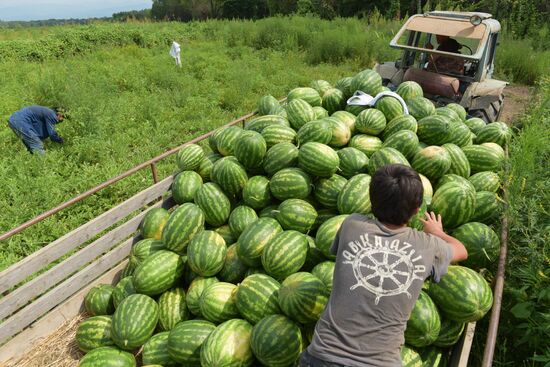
[347,90,409,115]
[169,41,182,67]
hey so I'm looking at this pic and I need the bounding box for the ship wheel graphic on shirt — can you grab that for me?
[343,246,423,305]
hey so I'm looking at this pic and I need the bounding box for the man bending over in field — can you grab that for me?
[300,164,468,367]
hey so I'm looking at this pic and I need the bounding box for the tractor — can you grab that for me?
[375,11,507,122]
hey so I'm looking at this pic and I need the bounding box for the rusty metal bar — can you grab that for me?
[0,111,257,243]
[150,163,159,184]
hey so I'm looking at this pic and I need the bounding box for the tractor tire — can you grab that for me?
[470,94,504,124]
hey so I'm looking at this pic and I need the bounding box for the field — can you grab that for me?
[0,15,549,366]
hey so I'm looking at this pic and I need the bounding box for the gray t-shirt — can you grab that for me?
[308,214,453,367]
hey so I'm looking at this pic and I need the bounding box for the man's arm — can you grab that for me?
[420,211,468,263]
[44,110,63,143]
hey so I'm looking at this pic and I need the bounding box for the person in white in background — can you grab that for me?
[170,41,182,67]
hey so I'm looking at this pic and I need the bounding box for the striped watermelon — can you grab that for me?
[237,217,283,267]
[296,119,333,145]
[211,157,248,197]
[76,315,114,352]
[407,97,435,120]
[310,80,332,95]
[474,121,511,146]
[176,144,204,171]
[315,214,348,259]
[216,126,243,156]
[270,167,312,200]
[302,236,327,271]
[375,96,405,122]
[322,88,346,114]
[335,76,354,98]
[453,222,500,269]
[331,111,357,134]
[245,115,290,133]
[313,106,329,119]
[278,272,329,324]
[235,274,282,324]
[337,174,372,215]
[229,205,258,238]
[349,134,383,157]
[262,230,308,279]
[426,265,493,323]
[261,124,297,148]
[355,108,387,135]
[187,230,227,277]
[408,198,428,231]
[397,81,423,101]
[286,98,316,130]
[351,69,382,95]
[258,95,280,115]
[404,290,441,347]
[158,288,189,331]
[129,239,166,270]
[214,225,235,246]
[133,250,184,296]
[429,182,476,229]
[276,199,318,233]
[243,176,273,209]
[84,284,115,316]
[111,294,159,350]
[251,315,302,367]
[201,319,254,367]
[419,346,444,367]
[461,145,504,173]
[434,318,465,347]
[172,171,203,205]
[263,142,299,176]
[79,346,136,367]
[435,174,471,190]
[142,332,175,366]
[468,171,500,192]
[326,117,351,147]
[197,152,222,182]
[419,173,434,203]
[311,261,335,292]
[382,129,419,160]
[314,174,348,209]
[446,103,467,121]
[199,282,240,323]
[337,147,368,178]
[287,87,322,107]
[346,104,367,116]
[234,131,267,169]
[481,142,505,160]
[412,146,451,181]
[298,142,339,177]
[259,205,278,219]
[194,183,231,227]
[465,117,486,134]
[218,243,248,284]
[447,122,473,147]
[382,115,418,139]
[186,277,219,317]
[471,191,502,224]
[400,345,422,367]
[161,203,204,253]
[209,128,224,153]
[140,208,170,240]
[417,115,452,146]
[167,320,216,365]
[442,143,471,178]
[182,255,199,287]
[367,147,410,175]
[112,277,136,309]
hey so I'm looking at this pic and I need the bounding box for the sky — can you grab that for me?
[0,0,153,21]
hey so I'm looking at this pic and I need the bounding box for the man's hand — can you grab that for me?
[420,211,445,237]
[52,136,64,144]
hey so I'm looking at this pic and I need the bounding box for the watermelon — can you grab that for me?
[243,176,273,209]
[465,117,486,134]
[197,152,222,182]
[346,104,367,116]
[349,134,383,157]
[298,142,339,177]
[176,144,204,171]
[218,243,248,284]
[429,182,476,229]
[446,103,467,121]
[351,69,382,95]
[434,318,465,347]
[475,121,511,146]
[270,167,312,200]
[276,199,318,233]
[161,203,204,253]
[417,115,452,146]
[310,80,332,95]
[302,236,327,272]
[261,124,297,148]
[158,288,189,331]
[214,225,235,246]
[76,315,115,352]
[112,277,136,309]
[382,129,419,160]
[322,88,346,114]
[186,277,219,317]
[245,115,290,133]
[355,108,387,135]
[259,205,278,218]
[129,240,164,268]
[419,346,444,367]
[462,145,504,173]
[311,261,335,292]
[314,174,348,209]
[217,126,243,156]
[194,183,231,227]
[435,174,471,190]
[263,142,300,176]
[258,95,280,115]
[84,284,115,316]
[142,332,176,366]
[407,97,436,120]
[229,205,258,238]
[167,320,216,365]
[211,156,248,197]
[209,128,224,153]
[337,174,372,215]
[278,272,329,324]
[336,147,368,178]
[419,173,433,203]
[251,315,302,367]
[383,115,418,139]
[187,230,227,277]
[468,171,500,192]
[199,282,240,323]
[287,87,322,107]
[481,142,505,160]
[201,319,254,367]
[335,76,354,98]
[286,98,316,130]
[296,119,333,145]
[312,106,329,119]
[262,230,308,280]
[447,122,473,147]
[442,143,471,178]
[133,250,184,296]
[470,191,502,224]
[375,96,405,122]
[244,267,264,276]
[326,117,351,147]
[397,81,424,101]
[111,294,158,350]
[234,131,267,169]
[79,346,136,367]
[140,208,170,240]
[331,111,357,134]
[367,147,410,175]
[315,214,348,259]
[435,107,461,124]
[453,222,500,269]
[237,217,283,267]
[409,198,428,230]
[401,345,423,367]
[182,256,199,287]
[426,265,493,322]
[412,146,451,181]
[172,171,203,205]
[235,274,282,324]
[404,290,441,347]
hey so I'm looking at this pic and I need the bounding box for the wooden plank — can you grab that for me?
[0,175,173,294]
[0,260,128,365]
[0,238,134,346]
[448,322,476,367]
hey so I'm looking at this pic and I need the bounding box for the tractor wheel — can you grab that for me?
[470,94,504,124]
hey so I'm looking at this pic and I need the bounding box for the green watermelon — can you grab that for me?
[237,217,283,267]
[276,199,318,233]
[161,203,204,253]
[331,111,357,134]
[312,106,329,119]
[79,346,136,367]
[84,284,115,316]
[468,171,500,192]
[187,230,227,277]
[367,147,410,175]
[287,87,322,107]
[382,129,419,160]
[412,146,451,181]
[351,69,382,95]
[345,104,367,116]
[243,175,273,209]
[76,315,115,352]
[442,143,471,178]
[404,290,441,347]
[429,182,476,229]
[302,236,327,271]
[194,183,231,227]
[409,198,428,230]
[270,167,312,200]
[140,208,170,240]
[158,288,189,331]
[481,142,505,160]
[314,174,348,209]
[287,98,316,130]
[401,345,423,367]
[235,274,282,324]
[337,174,372,215]
[167,320,216,365]
[453,222,500,269]
[349,134,383,157]
[470,191,502,224]
[214,225,235,246]
[419,346,444,367]
[112,277,136,309]
[176,144,204,171]
[419,173,433,203]
[322,88,346,114]
[258,95,280,115]
[397,81,424,101]
[229,205,258,238]
[172,171,203,205]
[111,294,158,350]
[336,147,368,178]
[245,115,290,133]
[335,76,354,98]
[234,131,267,169]
[278,272,330,324]
[355,108,387,135]
[465,117,486,134]
[446,103,467,121]
[259,205,278,219]
[142,332,176,366]
[296,119,333,145]
[375,96,405,122]
[218,243,248,284]
[417,115,452,146]
[251,315,302,367]
[197,152,222,182]
[315,214,348,259]
[310,80,332,95]
[311,261,335,292]
[261,124,297,148]
[434,318,465,347]
[211,156,248,197]
[298,142,339,178]
[474,121,511,146]
[263,142,300,176]
[407,97,436,121]
[435,174,471,190]
[216,126,243,156]
[447,122,473,147]
[382,115,418,139]
[262,230,308,280]
[199,282,240,323]
[133,250,184,296]
[435,107,461,124]
[186,277,219,317]
[462,145,504,173]
[201,319,254,367]
[326,117,351,147]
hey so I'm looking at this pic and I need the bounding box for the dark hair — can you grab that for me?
[369,164,423,225]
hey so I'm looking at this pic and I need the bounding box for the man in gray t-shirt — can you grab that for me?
[302,165,468,367]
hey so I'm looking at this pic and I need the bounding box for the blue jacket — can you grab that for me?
[8,105,62,142]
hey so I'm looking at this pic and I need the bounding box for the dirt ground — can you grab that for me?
[500,85,534,124]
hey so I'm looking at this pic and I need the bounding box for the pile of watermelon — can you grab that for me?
[75,69,510,367]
